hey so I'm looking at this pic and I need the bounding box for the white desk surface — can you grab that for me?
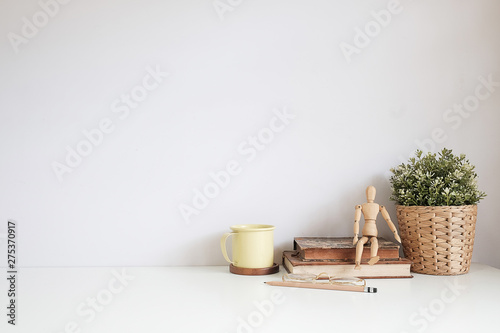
[2,263,499,333]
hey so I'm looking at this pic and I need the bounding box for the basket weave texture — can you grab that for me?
[396,205,477,275]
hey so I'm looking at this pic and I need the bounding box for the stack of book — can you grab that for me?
[283,237,412,278]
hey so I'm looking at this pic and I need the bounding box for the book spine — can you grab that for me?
[284,257,412,278]
[301,248,400,260]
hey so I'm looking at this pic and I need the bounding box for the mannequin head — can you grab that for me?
[366,186,376,203]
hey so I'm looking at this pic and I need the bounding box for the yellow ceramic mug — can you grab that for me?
[220,224,275,268]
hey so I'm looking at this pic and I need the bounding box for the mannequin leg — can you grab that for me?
[368,237,379,265]
[355,236,369,270]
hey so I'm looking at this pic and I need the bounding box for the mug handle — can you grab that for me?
[220,232,235,264]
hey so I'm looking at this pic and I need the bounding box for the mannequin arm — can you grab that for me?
[353,205,362,244]
[380,205,401,243]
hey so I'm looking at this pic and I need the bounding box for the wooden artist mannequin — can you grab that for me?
[353,186,401,270]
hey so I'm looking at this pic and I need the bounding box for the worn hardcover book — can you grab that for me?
[294,237,400,260]
[283,251,412,279]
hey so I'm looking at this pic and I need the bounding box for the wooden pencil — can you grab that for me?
[264,281,377,293]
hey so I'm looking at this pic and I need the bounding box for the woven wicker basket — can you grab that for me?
[396,205,477,275]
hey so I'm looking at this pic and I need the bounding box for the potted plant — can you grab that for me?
[389,148,486,275]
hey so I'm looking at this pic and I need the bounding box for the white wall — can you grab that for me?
[1,0,499,268]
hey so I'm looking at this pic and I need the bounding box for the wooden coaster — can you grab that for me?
[229,263,280,276]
